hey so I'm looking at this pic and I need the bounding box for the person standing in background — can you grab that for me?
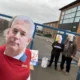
[48,35,64,70]
[60,34,77,74]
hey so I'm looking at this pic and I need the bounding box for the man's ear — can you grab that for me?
[3,28,10,37]
[26,38,32,46]
[28,38,32,43]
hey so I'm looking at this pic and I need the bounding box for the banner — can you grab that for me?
[30,50,39,66]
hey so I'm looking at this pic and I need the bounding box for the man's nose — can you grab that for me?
[15,32,20,39]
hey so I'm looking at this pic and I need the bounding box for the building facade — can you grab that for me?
[58,0,80,49]
[43,21,58,38]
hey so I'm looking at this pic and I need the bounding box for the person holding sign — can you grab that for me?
[48,35,64,70]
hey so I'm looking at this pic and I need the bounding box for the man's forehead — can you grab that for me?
[11,19,31,32]
[13,20,30,25]
[11,22,31,33]
[12,20,31,29]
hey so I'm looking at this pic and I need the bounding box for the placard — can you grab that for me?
[30,50,39,66]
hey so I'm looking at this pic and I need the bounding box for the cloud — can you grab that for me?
[0,0,75,23]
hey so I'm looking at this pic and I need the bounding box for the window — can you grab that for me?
[77,6,80,11]
[58,31,64,34]
[71,7,77,12]
[74,17,80,22]
[62,12,65,15]
[76,11,80,17]
[65,9,71,14]
[60,20,63,24]
[65,7,77,14]
[61,16,64,19]
[72,26,77,32]
[64,12,75,19]
[73,26,76,29]
[63,18,74,23]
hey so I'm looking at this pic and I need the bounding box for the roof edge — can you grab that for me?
[59,0,79,10]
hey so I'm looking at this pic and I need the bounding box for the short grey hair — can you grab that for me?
[8,15,35,38]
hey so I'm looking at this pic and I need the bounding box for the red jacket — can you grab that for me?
[0,45,31,80]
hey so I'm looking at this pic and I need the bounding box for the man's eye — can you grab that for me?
[13,29,18,34]
[21,32,25,36]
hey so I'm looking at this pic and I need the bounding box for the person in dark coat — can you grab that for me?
[48,37,64,70]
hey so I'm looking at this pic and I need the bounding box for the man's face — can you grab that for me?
[6,20,32,52]
[68,35,73,41]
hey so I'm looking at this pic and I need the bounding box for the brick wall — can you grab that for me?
[43,21,58,38]
[76,23,80,50]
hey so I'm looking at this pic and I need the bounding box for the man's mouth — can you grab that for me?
[10,41,19,46]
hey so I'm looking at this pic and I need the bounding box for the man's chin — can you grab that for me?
[8,45,18,51]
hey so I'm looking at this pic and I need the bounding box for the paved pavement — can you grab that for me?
[31,62,78,80]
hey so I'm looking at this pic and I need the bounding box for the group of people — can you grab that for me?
[48,34,77,75]
[0,15,80,80]
[47,34,80,80]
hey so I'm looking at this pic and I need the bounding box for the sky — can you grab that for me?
[0,0,76,23]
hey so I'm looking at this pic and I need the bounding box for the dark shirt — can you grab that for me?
[52,41,64,55]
